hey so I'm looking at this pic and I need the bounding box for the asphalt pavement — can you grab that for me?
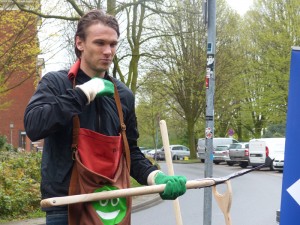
[0,193,162,225]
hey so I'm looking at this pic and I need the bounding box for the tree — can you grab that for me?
[0,2,41,109]
[239,0,300,137]
[141,0,208,159]
[13,0,170,95]
[135,78,167,149]
[139,0,251,156]
[262,123,285,138]
[213,0,249,140]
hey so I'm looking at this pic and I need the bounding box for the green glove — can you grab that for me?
[154,172,187,200]
[94,78,114,97]
[76,77,114,104]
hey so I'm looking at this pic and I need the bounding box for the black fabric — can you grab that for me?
[24,69,158,212]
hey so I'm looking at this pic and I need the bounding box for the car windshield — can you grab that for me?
[229,143,238,149]
[215,146,228,151]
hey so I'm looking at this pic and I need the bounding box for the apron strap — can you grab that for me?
[111,80,131,171]
[68,162,79,224]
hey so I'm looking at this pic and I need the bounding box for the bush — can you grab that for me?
[0,152,42,220]
[0,135,7,150]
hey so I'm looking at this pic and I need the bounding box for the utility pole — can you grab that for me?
[203,0,216,225]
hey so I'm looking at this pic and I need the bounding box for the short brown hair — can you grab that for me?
[75,9,120,58]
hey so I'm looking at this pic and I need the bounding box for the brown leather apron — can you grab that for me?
[67,61,131,225]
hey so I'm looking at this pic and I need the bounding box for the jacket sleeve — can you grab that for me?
[24,72,87,141]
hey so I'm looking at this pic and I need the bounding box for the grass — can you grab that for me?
[0,209,46,223]
[159,158,201,164]
[174,158,201,163]
[25,209,46,220]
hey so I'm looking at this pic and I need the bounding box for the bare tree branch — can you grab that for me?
[11,0,80,20]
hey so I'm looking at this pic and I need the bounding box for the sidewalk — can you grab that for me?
[0,194,162,225]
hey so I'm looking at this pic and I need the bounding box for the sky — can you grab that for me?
[226,0,254,15]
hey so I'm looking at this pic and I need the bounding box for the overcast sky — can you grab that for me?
[226,0,254,15]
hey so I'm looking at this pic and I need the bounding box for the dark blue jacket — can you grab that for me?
[24,69,157,211]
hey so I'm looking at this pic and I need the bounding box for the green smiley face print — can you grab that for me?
[92,186,127,225]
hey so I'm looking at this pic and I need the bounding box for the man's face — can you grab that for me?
[76,23,118,77]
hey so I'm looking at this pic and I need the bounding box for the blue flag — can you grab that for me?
[280,47,300,224]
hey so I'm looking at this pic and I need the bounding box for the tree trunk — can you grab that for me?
[107,0,116,15]
[187,118,197,159]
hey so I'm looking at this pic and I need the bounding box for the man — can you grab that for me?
[24,9,186,225]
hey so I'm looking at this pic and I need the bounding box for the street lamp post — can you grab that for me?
[203,0,216,225]
[10,122,14,146]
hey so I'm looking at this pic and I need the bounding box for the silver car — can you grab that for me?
[158,145,190,160]
[213,145,230,164]
[273,153,284,172]
[228,142,250,168]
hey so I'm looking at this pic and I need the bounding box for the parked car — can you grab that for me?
[197,137,239,163]
[157,145,190,160]
[145,149,162,160]
[139,147,152,155]
[228,142,249,168]
[272,153,284,172]
[213,145,230,164]
[249,138,285,170]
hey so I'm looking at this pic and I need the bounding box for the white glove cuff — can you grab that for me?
[76,78,104,104]
[76,85,91,104]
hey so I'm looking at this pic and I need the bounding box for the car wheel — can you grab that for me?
[201,159,205,163]
[239,162,248,168]
[214,161,220,165]
[270,161,275,171]
[173,155,179,160]
[227,162,234,166]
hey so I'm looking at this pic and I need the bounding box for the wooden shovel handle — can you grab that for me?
[160,120,183,225]
[41,179,215,208]
[212,180,232,225]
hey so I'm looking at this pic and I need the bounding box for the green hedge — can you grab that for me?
[0,151,42,220]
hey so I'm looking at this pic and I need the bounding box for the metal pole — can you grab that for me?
[203,0,216,225]
[10,122,14,146]
[10,128,12,145]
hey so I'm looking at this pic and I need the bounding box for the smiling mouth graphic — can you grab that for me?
[96,210,120,220]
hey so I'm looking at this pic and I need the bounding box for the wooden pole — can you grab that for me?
[41,166,262,208]
[40,179,215,208]
[212,181,232,225]
[159,120,183,225]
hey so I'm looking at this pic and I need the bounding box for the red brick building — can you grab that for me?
[0,1,43,151]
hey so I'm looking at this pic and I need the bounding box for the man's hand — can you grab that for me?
[76,77,114,104]
[154,172,187,200]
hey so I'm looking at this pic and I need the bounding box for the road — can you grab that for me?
[132,162,282,225]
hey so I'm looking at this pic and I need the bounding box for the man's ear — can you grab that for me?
[75,36,84,51]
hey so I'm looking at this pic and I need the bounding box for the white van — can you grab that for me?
[197,137,238,162]
[248,138,285,170]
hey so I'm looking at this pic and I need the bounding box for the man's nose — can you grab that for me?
[103,45,112,55]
